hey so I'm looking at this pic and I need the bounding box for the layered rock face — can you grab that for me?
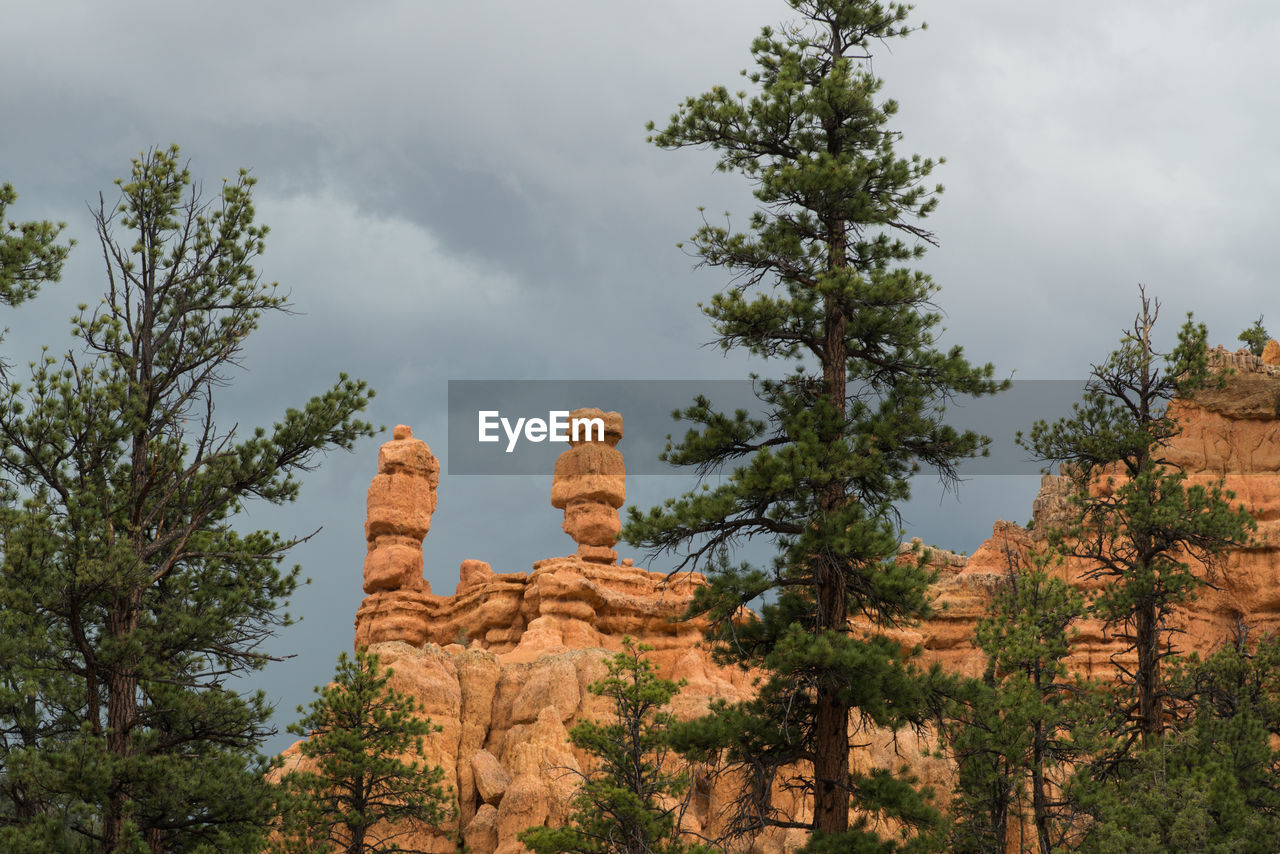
[923,347,1280,683]
[294,354,1280,853]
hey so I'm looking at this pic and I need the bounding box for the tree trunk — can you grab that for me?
[348,782,367,854]
[813,565,850,837]
[813,212,850,834]
[1136,601,1161,741]
[992,790,1007,853]
[1032,719,1051,854]
[104,595,140,853]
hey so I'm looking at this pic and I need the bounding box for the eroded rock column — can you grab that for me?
[363,424,438,593]
[353,425,439,648]
[549,408,625,564]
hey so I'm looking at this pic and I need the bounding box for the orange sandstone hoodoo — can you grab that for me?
[549,408,626,565]
[361,424,438,594]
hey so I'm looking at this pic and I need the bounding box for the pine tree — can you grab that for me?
[1167,625,1280,733]
[0,182,74,850]
[1237,316,1269,357]
[0,182,71,307]
[520,639,705,854]
[0,146,375,853]
[1078,632,1280,853]
[625,2,1004,848]
[1021,290,1255,749]
[271,649,452,854]
[945,547,1092,853]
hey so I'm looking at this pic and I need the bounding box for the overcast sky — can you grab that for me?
[4,1,1276,753]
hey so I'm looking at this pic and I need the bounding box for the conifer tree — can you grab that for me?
[1237,316,1269,357]
[0,146,375,853]
[271,649,452,854]
[946,548,1091,853]
[1022,291,1255,748]
[1078,632,1280,852]
[0,182,71,307]
[0,183,73,848]
[1168,626,1280,734]
[520,639,705,854]
[625,2,1003,847]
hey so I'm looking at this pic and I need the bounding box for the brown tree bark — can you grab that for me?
[813,202,850,835]
[104,597,140,853]
[1136,602,1161,741]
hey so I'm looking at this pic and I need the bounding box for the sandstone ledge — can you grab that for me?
[355,555,708,664]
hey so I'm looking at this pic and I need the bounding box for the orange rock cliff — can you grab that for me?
[925,345,1280,683]
[278,350,1280,853]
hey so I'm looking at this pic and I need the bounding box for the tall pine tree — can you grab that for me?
[1021,291,1255,749]
[625,2,1003,848]
[0,146,375,853]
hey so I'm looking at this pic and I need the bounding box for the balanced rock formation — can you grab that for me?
[362,425,437,594]
[311,357,1280,853]
[352,425,441,648]
[550,408,626,565]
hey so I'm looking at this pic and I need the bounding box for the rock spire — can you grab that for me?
[549,408,625,565]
